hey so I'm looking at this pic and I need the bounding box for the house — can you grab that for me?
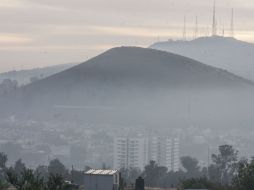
[84,169,120,190]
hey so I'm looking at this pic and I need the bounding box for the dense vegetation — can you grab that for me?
[1,145,254,190]
[122,145,254,190]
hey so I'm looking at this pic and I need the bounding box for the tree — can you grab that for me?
[120,167,141,185]
[18,169,45,190]
[48,159,65,175]
[0,152,7,169]
[181,178,214,189]
[232,158,254,190]
[14,159,26,176]
[35,165,49,180]
[181,156,201,178]
[47,173,65,190]
[6,167,19,188]
[211,145,238,185]
[48,159,68,179]
[142,160,167,187]
[0,79,18,95]
[6,168,45,190]
[208,164,221,183]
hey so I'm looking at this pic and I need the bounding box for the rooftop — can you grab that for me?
[85,169,119,175]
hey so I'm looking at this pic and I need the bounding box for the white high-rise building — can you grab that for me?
[165,137,180,172]
[172,137,180,172]
[113,137,128,169]
[151,136,180,172]
[113,137,148,170]
[148,136,161,164]
[113,135,180,171]
[165,138,173,171]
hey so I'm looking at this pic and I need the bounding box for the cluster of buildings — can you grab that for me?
[113,135,180,171]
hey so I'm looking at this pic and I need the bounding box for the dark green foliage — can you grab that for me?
[211,145,238,184]
[181,177,234,190]
[232,158,254,190]
[142,160,167,187]
[120,167,141,185]
[6,169,45,190]
[18,169,45,190]
[48,159,68,178]
[0,180,9,190]
[181,178,214,189]
[181,156,201,178]
[208,164,221,183]
[6,168,18,188]
[35,166,49,180]
[4,157,77,190]
[14,159,26,176]
[47,173,65,190]
[6,169,75,190]
[0,152,7,169]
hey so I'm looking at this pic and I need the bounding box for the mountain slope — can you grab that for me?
[1,46,254,130]
[150,36,254,81]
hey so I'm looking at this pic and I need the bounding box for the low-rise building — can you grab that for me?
[84,169,120,190]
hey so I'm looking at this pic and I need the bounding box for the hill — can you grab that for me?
[150,36,254,81]
[0,63,77,85]
[1,46,254,130]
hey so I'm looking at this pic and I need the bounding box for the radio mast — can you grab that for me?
[230,8,234,37]
[212,0,217,36]
[183,15,186,40]
[194,16,198,39]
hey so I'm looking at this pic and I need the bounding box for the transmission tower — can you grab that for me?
[212,0,217,36]
[183,15,186,40]
[194,16,198,39]
[230,8,234,37]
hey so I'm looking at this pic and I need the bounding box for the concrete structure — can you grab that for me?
[84,169,120,190]
[113,136,180,171]
[113,137,148,170]
[150,136,180,172]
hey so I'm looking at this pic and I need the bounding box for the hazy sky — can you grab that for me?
[1,0,254,72]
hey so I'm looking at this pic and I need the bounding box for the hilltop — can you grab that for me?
[150,36,254,81]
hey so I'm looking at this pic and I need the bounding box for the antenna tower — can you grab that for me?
[194,16,198,39]
[212,0,217,36]
[183,15,186,40]
[230,8,234,37]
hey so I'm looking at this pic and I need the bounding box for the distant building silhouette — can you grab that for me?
[113,136,180,171]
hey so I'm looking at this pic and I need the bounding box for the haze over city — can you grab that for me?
[1,0,254,190]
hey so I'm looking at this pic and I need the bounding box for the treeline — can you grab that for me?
[1,144,254,190]
[121,145,254,190]
[0,154,84,190]
[0,77,41,96]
